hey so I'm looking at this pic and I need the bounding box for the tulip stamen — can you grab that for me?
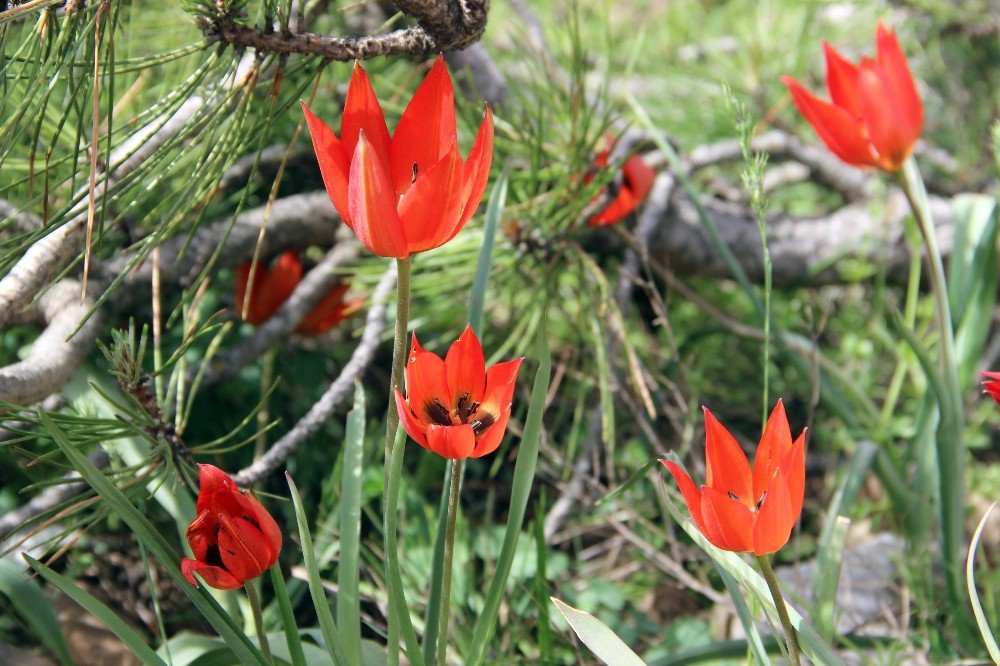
[756,492,767,510]
[470,412,496,435]
[411,162,418,184]
[455,393,478,422]
[728,491,739,502]
[425,399,451,426]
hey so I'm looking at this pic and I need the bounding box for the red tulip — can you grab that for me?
[981,372,1000,404]
[302,56,494,258]
[660,400,806,555]
[234,250,361,335]
[781,22,922,173]
[394,325,523,459]
[181,464,282,590]
[586,140,656,227]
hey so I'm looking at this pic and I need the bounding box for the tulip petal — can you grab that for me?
[479,358,524,416]
[348,132,408,257]
[181,558,243,590]
[390,55,457,197]
[217,514,271,583]
[195,464,235,513]
[779,430,807,525]
[875,23,922,143]
[301,101,353,226]
[185,509,214,561]
[341,62,392,170]
[782,75,879,168]
[701,486,755,552]
[857,59,912,171]
[822,42,862,117]
[296,283,352,335]
[445,325,487,408]
[623,154,655,202]
[238,493,283,566]
[590,187,639,227]
[426,424,476,460]
[659,460,706,535]
[395,388,430,449]
[752,468,795,555]
[397,140,465,253]
[471,405,511,458]
[452,105,495,236]
[752,399,793,500]
[405,345,452,423]
[255,251,301,324]
[702,407,752,503]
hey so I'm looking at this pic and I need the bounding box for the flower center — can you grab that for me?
[727,490,767,512]
[424,393,496,437]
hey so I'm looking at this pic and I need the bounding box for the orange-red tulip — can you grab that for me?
[234,250,361,335]
[660,400,806,555]
[394,325,523,460]
[586,141,656,227]
[781,22,922,173]
[302,56,494,258]
[181,464,282,590]
[981,372,1000,404]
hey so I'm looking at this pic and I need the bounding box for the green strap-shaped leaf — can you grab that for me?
[0,559,74,666]
[551,598,645,666]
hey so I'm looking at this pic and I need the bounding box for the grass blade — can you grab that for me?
[967,502,1000,662]
[466,315,552,665]
[0,559,74,665]
[338,383,367,666]
[469,169,508,336]
[715,565,770,665]
[286,472,348,665]
[25,556,167,666]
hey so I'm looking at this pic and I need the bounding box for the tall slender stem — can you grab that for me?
[385,257,413,468]
[384,256,413,666]
[437,459,464,665]
[756,555,800,666]
[245,581,272,664]
[897,157,966,613]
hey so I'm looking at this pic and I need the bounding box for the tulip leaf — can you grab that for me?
[550,597,645,666]
[286,472,348,666]
[25,555,167,666]
[714,565,770,665]
[269,564,307,666]
[338,383,366,666]
[466,314,552,665]
[967,503,1000,663]
[469,168,508,336]
[0,559,74,666]
[37,411,269,666]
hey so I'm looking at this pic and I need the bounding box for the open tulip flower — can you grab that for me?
[394,325,523,460]
[781,22,922,173]
[586,140,656,227]
[234,250,361,335]
[302,56,494,258]
[660,400,806,555]
[181,464,282,590]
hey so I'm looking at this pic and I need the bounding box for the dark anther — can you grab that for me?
[756,491,767,510]
[205,545,224,567]
[425,398,451,425]
[456,393,479,422]
[411,162,419,184]
[470,412,496,436]
[728,491,739,501]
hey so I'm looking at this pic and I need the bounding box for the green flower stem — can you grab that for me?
[897,157,965,611]
[385,257,413,469]
[437,459,464,665]
[245,581,272,664]
[755,555,800,666]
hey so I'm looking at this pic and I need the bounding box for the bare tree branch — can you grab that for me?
[201,0,489,60]
[231,265,396,486]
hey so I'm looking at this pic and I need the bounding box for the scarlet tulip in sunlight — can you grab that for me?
[981,372,1000,404]
[586,139,656,227]
[781,22,922,173]
[234,250,361,334]
[181,464,282,590]
[393,325,523,459]
[660,400,806,555]
[302,56,494,258]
